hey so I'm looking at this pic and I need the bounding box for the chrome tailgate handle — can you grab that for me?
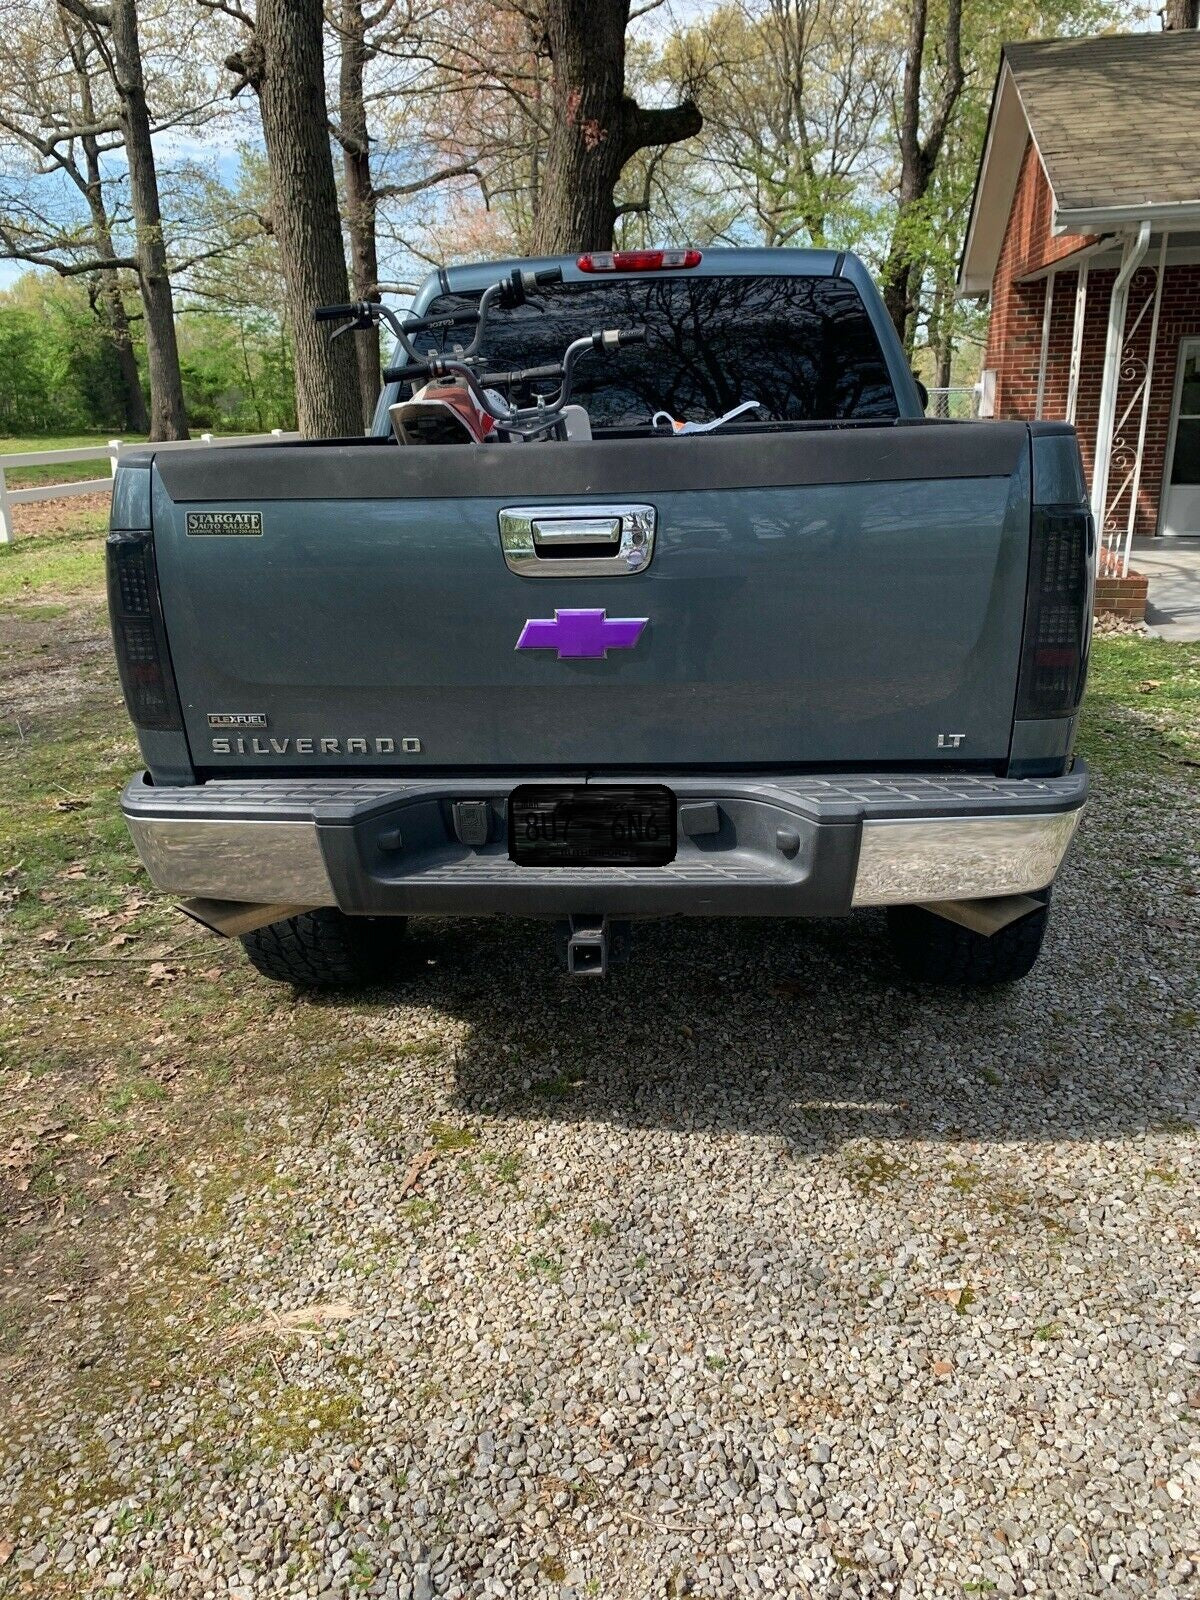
[532,516,621,546]
[500,503,656,576]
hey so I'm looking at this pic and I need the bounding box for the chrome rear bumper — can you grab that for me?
[121,767,1087,920]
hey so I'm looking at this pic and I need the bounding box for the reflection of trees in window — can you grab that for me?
[421,275,898,426]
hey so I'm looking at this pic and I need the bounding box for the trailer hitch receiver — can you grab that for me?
[557,916,631,977]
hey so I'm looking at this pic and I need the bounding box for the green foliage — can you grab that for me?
[0,271,295,436]
[0,276,127,434]
[176,313,295,433]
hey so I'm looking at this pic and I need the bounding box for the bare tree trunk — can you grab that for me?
[931,271,953,389]
[531,0,701,253]
[338,0,379,431]
[1162,0,1198,26]
[107,0,188,438]
[76,69,149,432]
[91,217,150,435]
[879,0,964,342]
[231,0,361,438]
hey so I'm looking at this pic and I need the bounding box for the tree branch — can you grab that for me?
[55,0,112,29]
[196,0,255,26]
[375,160,482,198]
[620,97,702,164]
[0,239,138,276]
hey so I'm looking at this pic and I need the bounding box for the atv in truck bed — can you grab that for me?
[107,247,1091,983]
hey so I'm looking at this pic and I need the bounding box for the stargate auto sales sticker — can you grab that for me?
[185,511,263,536]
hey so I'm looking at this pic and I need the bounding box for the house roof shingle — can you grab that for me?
[1004,32,1200,214]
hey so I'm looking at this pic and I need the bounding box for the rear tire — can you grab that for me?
[240,907,406,989]
[886,897,1050,986]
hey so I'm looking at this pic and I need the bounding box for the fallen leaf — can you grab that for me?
[103,932,134,951]
[770,977,806,998]
[932,1359,954,1376]
[37,928,61,944]
[223,1301,357,1344]
[53,798,88,813]
[399,1146,437,1196]
[1136,679,1162,693]
[0,1540,12,1567]
[145,962,176,987]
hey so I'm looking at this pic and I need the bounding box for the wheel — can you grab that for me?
[240,908,406,989]
[886,896,1050,986]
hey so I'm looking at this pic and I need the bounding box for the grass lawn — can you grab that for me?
[1079,632,1200,776]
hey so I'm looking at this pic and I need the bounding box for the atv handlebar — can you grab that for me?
[322,271,642,438]
[313,303,366,322]
[383,326,645,391]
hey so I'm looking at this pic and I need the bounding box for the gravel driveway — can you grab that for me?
[2,773,1198,1600]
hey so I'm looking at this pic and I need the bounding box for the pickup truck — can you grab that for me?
[107,247,1092,985]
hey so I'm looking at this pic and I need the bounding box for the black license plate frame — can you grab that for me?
[508,785,677,868]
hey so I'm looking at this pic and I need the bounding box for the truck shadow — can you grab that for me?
[370,884,1194,1151]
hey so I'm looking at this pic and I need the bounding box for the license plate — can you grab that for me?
[508,785,676,867]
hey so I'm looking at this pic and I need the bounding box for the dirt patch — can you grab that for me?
[0,601,112,726]
[8,493,110,539]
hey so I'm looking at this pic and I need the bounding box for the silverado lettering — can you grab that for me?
[209,736,402,755]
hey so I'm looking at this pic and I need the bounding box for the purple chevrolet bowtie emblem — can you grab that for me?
[516,608,648,660]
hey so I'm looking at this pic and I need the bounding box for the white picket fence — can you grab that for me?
[0,430,301,545]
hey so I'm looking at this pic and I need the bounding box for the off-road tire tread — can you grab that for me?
[240,908,404,989]
[886,900,1050,986]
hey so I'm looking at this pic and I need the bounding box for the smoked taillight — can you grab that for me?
[577,249,702,273]
[1015,505,1094,720]
[106,530,184,732]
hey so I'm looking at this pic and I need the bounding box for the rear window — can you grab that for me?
[417,274,899,428]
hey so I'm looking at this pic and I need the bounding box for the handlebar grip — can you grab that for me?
[313,304,361,322]
[382,363,432,385]
[591,326,648,351]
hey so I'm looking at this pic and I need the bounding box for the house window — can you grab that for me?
[1164,339,1200,537]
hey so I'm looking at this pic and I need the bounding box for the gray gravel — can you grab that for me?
[3,771,1198,1599]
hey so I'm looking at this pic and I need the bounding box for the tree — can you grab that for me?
[878,0,964,344]
[329,0,484,428]
[53,0,190,435]
[0,6,148,430]
[226,0,361,437]
[665,0,889,251]
[1162,0,1198,25]
[530,0,702,252]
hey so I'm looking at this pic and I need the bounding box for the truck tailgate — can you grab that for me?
[150,423,1032,771]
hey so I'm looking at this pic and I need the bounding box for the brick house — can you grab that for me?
[958,32,1200,618]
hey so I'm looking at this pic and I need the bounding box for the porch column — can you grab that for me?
[1091,222,1151,527]
[1035,270,1057,419]
[1065,261,1089,424]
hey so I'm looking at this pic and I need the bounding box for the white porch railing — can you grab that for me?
[1095,233,1169,579]
[926,384,982,420]
[0,430,300,545]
